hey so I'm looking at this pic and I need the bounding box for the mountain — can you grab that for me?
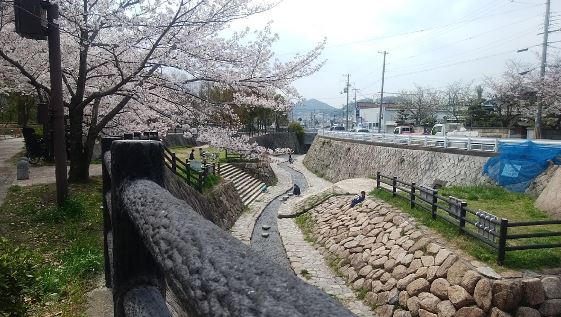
[293,99,339,113]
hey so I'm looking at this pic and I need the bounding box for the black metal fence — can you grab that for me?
[101,138,354,316]
[376,172,561,265]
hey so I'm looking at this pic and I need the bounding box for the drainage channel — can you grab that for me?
[250,163,308,272]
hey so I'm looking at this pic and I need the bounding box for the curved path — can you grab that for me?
[250,163,308,272]
[277,158,374,317]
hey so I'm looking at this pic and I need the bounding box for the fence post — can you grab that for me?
[171,152,177,172]
[392,176,397,197]
[217,163,221,176]
[424,135,428,147]
[444,136,448,149]
[101,136,120,288]
[212,163,216,176]
[498,218,508,265]
[185,160,191,185]
[111,140,166,317]
[410,182,416,208]
[198,172,203,191]
[459,201,467,233]
[431,189,438,220]
[467,137,472,151]
[376,171,381,189]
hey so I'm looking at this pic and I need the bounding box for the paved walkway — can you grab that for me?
[0,137,24,205]
[230,159,293,244]
[269,156,373,316]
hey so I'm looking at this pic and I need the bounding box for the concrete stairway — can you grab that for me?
[220,163,265,206]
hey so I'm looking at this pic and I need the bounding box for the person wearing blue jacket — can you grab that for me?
[350,191,366,207]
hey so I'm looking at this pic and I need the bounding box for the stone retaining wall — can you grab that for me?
[250,132,303,154]
[305,195,561,317]
[164,169,244,229]
[229,162,277,186]
[304,136,492,187]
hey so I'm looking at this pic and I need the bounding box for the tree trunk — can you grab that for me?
[68,106,90,182]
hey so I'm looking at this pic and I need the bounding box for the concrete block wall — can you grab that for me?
[304,136,494,187]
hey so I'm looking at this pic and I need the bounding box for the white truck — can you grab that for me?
[431,123,479,137]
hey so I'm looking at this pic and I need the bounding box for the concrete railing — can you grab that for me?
[318,130,561,153]
[101,138,354,316]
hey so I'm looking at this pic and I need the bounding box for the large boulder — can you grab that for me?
[521,278,545,306]
[492,280,522,312]
[473,278,492,312]
[534,166,561,218]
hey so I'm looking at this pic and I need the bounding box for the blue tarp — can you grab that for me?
[483,141,561,192]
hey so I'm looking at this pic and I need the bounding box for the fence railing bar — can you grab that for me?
[461,229,499,249]
[508,220,561,227]
[507,231,561,239]
[506,243,561,251]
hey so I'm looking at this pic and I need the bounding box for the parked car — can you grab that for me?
[431,123,479,137]
[330,126,345,131]
[393,125,424,135]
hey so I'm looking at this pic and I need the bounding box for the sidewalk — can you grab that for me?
[277,155,374,317]
[0,137,24,206]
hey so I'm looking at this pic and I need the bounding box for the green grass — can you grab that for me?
[371,186,561,270]
[0,178,104,316]
[295,212,316,243]
[300,269,312,280]
[355,288,369,300]
[169,146,226,162]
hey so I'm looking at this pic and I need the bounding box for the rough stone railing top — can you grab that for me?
[122,179,355,316]
[104,139,355,316]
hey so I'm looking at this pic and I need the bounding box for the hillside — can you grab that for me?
[293,99,339,113]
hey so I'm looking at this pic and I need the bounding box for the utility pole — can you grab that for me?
[14,0,68,205]
[378,51,387,133]
[345,74,350,131]
[536,0,551,139]
[47,3,68,205]
[353,87,359,126]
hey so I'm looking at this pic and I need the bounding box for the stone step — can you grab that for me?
[235,174,260,191]
[215,163,266,206]
[243,188,264,205]
[220,166,240,177]
[238,179,263,198]
[222,169,245,182]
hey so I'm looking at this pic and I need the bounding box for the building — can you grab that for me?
[356,101,400,133]
[357,101,451,133]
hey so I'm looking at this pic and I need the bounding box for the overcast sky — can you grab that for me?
[233,0,561,107]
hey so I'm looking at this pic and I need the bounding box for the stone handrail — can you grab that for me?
[102,138,355,316]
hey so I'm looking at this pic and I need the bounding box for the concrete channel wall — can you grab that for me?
[304,136,494,187]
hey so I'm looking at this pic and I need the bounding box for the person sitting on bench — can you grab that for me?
[350,191,366,207]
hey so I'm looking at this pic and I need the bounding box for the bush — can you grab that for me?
[289,122,305,144]
[0,238,41,316]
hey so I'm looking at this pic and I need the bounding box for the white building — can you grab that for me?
[357,101,451,133]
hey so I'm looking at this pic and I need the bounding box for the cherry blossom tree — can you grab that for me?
[0,0,325,182]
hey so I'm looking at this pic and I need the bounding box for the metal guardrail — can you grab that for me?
[376,172,561,265]
[319,130,561,153]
